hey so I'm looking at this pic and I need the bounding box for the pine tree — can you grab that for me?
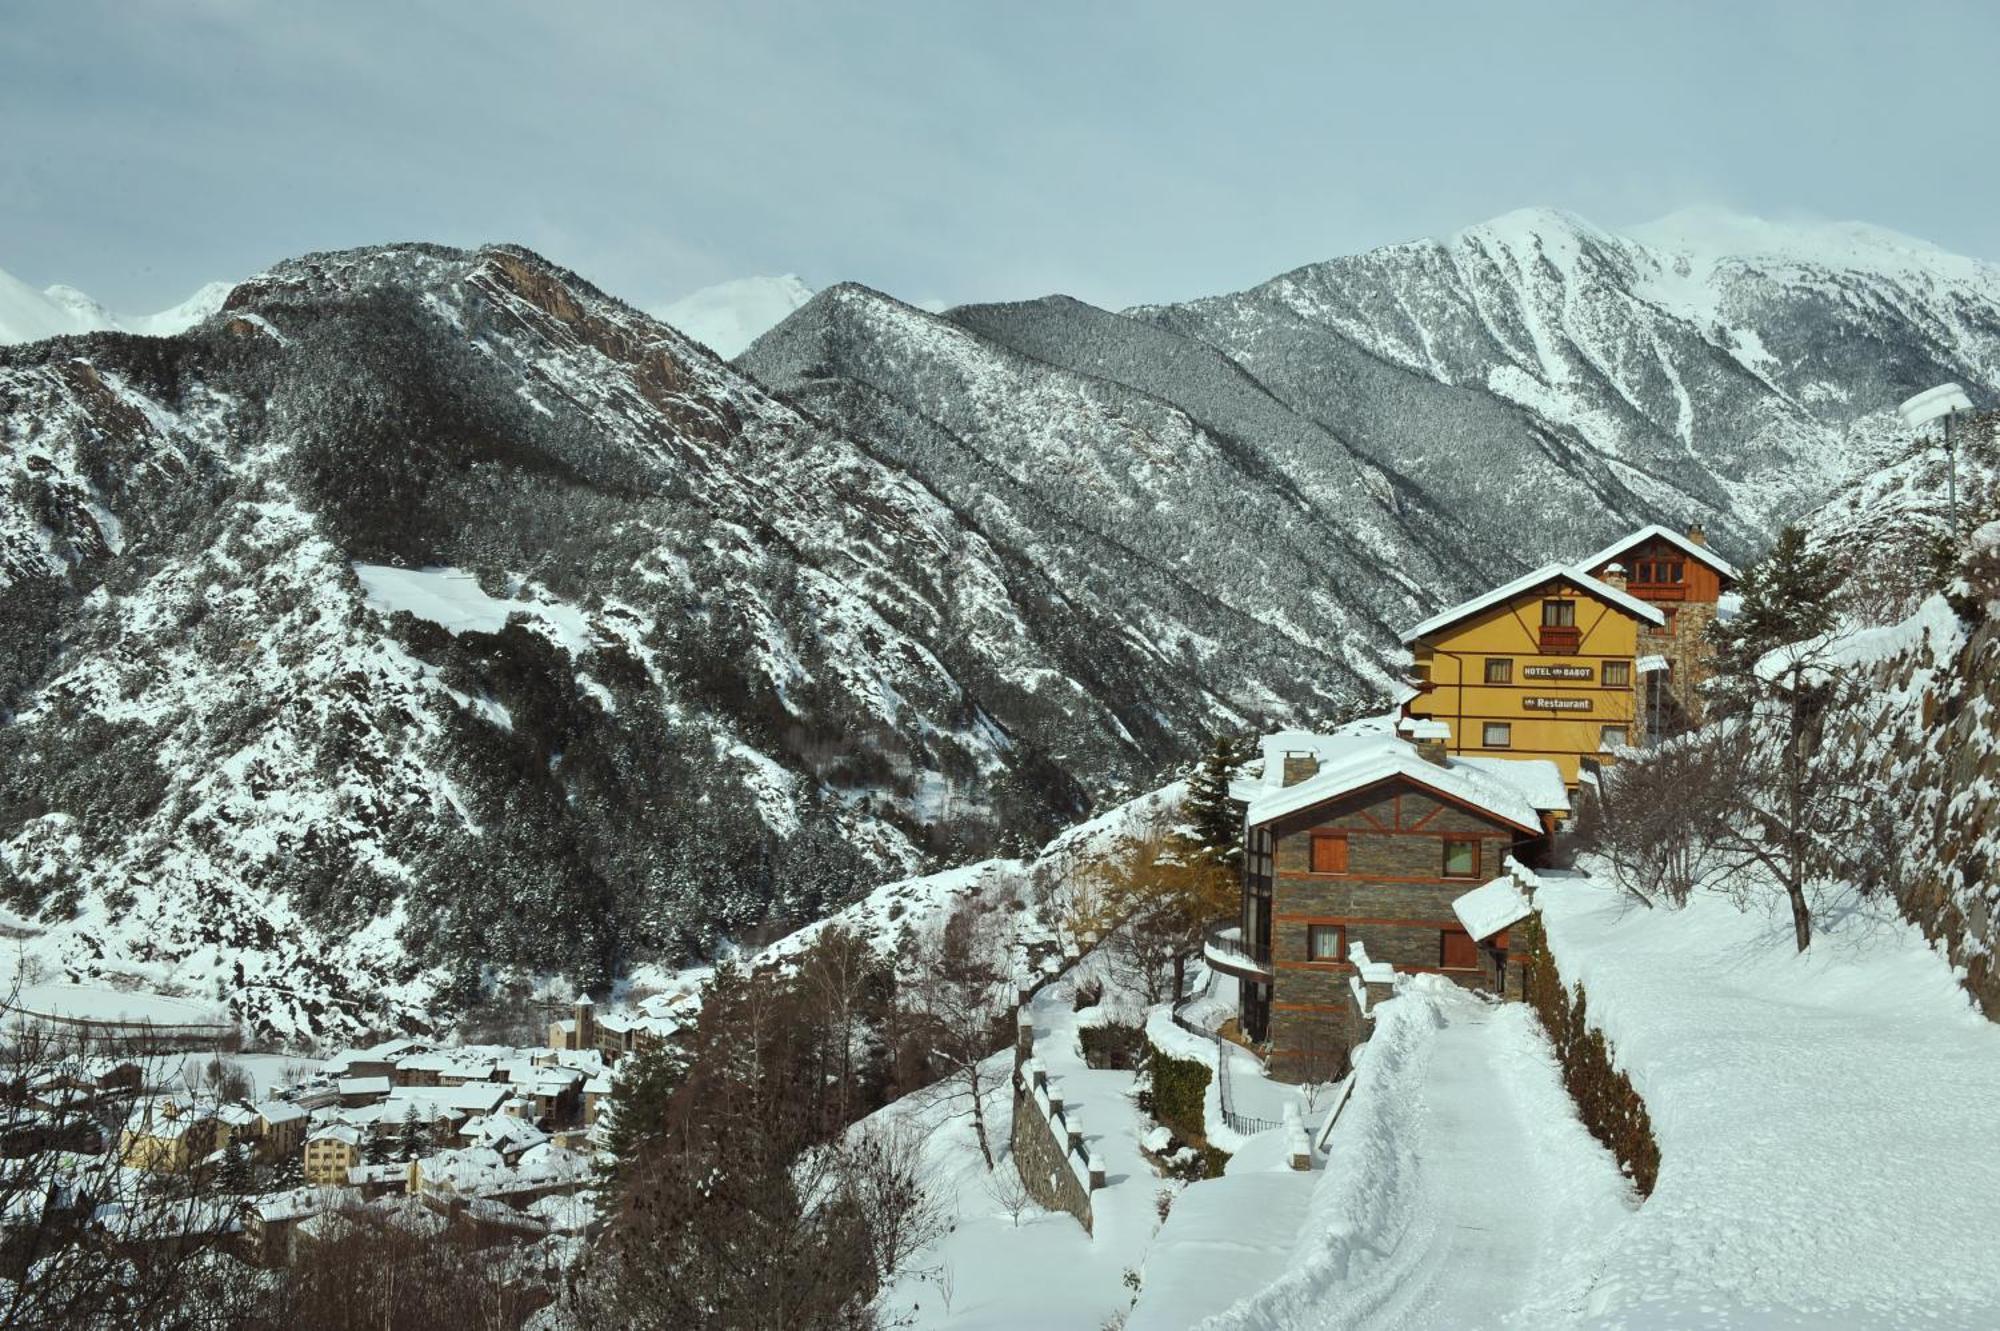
[363,1129,395,1167]
[601,1038,690,1172]
[1707,525,1838,713]
[216,1137,253,1195]
[1179,735,1247,864]
[398,1103,430,1162]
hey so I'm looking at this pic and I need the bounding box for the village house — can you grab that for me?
[1574,524,1738,736]
[302,1123,363,1186]
[1212,723,1566,1082]
[251,1100,309,1161]
[118,1099,226,1175]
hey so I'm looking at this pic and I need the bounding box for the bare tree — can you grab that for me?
[897,904,1010,1171]
[1702,645,1890,952]
[1594,632,1890,952]
[1574,732,1741,908]
[0,1008,244,1330]
[982,1159,1034,1229]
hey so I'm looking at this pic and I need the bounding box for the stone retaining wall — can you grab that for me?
[1011,1012,1101,1233]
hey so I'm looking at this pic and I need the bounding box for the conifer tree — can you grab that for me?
[216,1137,253,1195]
[398,1103,430,1162]
[363,1128,395,1167]
[1179,735,1247,864]
[600,1038,690,1173]
[1707,525,1838,713]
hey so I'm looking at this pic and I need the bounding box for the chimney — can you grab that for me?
[1684,524,1707,547]
[1281,751,1320,787]
[1407,719,1451,765]
[1600,560,1628,592]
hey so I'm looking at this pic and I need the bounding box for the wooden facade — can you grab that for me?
[1578,525,1736,736]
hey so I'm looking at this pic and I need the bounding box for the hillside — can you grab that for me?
[0,245,1225,1039]
[5,208,1998,1043]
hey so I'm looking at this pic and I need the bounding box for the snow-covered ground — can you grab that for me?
[867,959,1192,1330]
[1532,869,2000,1327]
[1168,977,1630,1330]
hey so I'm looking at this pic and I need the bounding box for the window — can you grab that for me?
[1484,657,1513,684]
[1307,924,1345,962]
[1442,837,1480,879]
[1482,722,1512,748]
[1541,599,1576,627]
[1602,660,1631,687]
[1309,832,1349,874]
[1635,558,1686,584]
[1600,726,1629,749]
[1247,827,1274,890]
[1440,929,1480,970]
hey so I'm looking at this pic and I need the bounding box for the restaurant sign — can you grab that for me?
[1524,695,1593,712]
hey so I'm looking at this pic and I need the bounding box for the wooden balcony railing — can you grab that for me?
[1538,625,1581,654]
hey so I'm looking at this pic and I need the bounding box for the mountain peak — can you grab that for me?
[654,273,814,359]
[1623,206,1992,281]
[0,266,237,345]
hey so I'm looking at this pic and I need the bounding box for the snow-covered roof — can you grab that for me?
[1574,524,1738,582]
[1452,876,1536,942]
[308,1124,362,1147]
[255,1100,308,1125]
[1242,729,1559,834]
[1399,563,1665,645]
[336,1076,390,1097]
[1453,756,1569,814]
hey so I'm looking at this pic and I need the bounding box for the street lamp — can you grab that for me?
[1895,382,1974,536]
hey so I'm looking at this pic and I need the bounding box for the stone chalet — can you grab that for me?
[1210,719,1567,1082]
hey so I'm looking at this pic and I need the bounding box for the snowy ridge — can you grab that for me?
[0,264,231,345]
[654,272,814,359]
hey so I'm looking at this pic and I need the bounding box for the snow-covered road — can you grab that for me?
[1339,996,1602,1328]
[1185,979,1632,1331]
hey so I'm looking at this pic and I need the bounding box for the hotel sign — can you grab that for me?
[1524,695,1594,712]
[1523,664,1594,681]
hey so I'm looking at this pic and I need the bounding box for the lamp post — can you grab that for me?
[1895,383,1974,537]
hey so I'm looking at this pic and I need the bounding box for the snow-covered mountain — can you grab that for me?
[0,264,232,344]
[4,207,1996,1043]
[654,273,813,358]
[0,245,1352,1040]
[1125,207,2000,558]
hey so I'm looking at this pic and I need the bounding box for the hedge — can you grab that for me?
[1142,1042,1211,1146]
[1519,914,1661,1196]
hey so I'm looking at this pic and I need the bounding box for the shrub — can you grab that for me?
[1518,915,1660,1196]
[1078,1021,1144,1070]
[1141,1042,1210,1145]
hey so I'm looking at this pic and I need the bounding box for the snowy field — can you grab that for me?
[1535,869,2000,1327]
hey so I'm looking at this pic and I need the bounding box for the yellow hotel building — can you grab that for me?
[1399,562,1665,787]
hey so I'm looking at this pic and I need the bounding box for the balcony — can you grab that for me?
[1537,625,1581,655]
[1202,922,1273,982]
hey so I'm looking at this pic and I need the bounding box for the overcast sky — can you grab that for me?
[6,1,1999,314]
